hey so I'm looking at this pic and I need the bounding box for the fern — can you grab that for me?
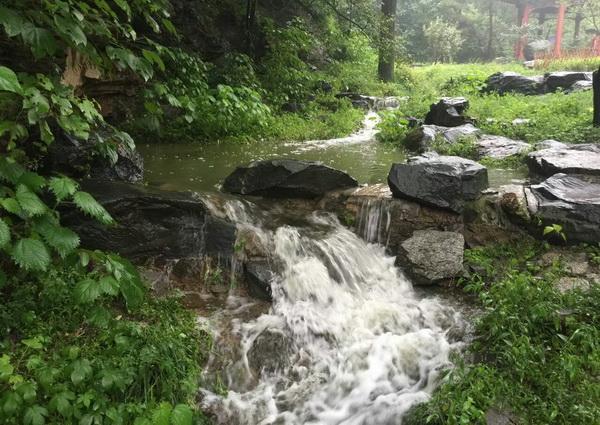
[11,238,50,271]
[48,176,78,202]
[73,191,113,225]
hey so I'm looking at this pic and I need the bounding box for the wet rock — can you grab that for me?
[45,126,143,183]
[477,135,530,160]
[485,408,519,425]
[565,79,593,93]
[424,97,472,127]
[527,143,600,178]
[399,230,464,284]
[404,124,481,153]
[247,328,293,374]
[373,96,406,110]
[535,139,566,150]
[62,179,237,260]
[484,72,544,95]
[245,260,275,301]
[335,92,376,109]
[544,71,592,92]
[223,159,358,199]
[526,174,600,244]
[388,153,489,213]
[172,257,205,281]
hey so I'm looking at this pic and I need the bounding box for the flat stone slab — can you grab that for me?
[527,173,600,243]
[477,135,530,159]
[388,153,488,213]
[527,143,600,178]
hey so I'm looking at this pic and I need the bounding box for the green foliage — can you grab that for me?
[431,135,479,159]
[423,18,464,63]
[0,262,212,425]
[418,241,600,424]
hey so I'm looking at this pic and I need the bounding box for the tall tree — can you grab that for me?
[378,0,397,82]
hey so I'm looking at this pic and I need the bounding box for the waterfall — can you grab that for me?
[199,201,464,425]
[356,198,392,246]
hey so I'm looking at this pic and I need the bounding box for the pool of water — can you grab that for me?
[138,124,527,193]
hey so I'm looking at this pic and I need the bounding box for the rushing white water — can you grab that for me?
[199,201,464,425]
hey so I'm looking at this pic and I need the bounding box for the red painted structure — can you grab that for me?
[508,0,599,60]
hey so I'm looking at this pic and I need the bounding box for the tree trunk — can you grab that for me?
[574,12,583,42]
[594,67,600,127]
[378,0,397,82]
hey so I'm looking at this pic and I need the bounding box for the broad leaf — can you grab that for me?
[48,391,74,417]
[0,6,27,37]
[23,405,47,425]
[69,359,92,385]
[21,24,58,59]
[151,402,172,425]
[48,176,78,202]
[12,238,50,271]
[0,157,25,183]
[2,391,22,416]
[34,218,80,257]
[170,404,193,425]
[120,278,144,310]
[73,191,113,224]
[16,185,46,216]
[17,172,46,193]
[74,278,101,303]
[98,275,119,296]
[0,66,22,94]
[0,217,10,247]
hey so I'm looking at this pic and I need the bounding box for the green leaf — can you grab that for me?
[0,354,14,380]
[0,6,27,37]
[0,157,25,183]
[73,191,113,224]
[16,185,46,216]
[49,391,74,417]
[17,172,46,193]
[0,66,22,94]
[21,24,57,59]
[86,306,111,328]
[98,275,119,296]
[120,277,144,310]
[151,402,173,425]
[49,176,78,202]
[69,359,92,386]
[2,391,22,415]
[17,381,37,402]
[54,15,87,46]
[12,238,50,271]
[0,218,10,247]
[1,198,22,216]
[170,404,193,425]
[24,405,47,425]
[74,278,101,304]
[142,49,165,71]
[34,219,80,258]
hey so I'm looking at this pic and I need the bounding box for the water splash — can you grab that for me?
[199,203,464,425]
[356,198,392,246]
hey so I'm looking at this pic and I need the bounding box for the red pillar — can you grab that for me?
[515,4,534,60]
[554,3,567,57]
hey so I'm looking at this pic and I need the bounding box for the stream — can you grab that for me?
[138,114,520,423]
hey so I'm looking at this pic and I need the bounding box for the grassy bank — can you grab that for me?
[0,261,212,425]
[378,62,599,147]
[405,240,600,424]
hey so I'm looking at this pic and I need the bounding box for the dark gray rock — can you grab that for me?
[387,153,489,213]
[335,92,376,109]
[404,124,481,152]
[45,126,143,183]
[399,230,464,284]
[223,160,358,199]
[62,180,236,260]
[527,174,600,243]
[544,71,592,92]
[477,135,530,159]
[565,80,593,93]
[527,144,600,178]
[424,97,472,127]
[484,72,544,95]
[247,328,293,374]
[245,260,275,301]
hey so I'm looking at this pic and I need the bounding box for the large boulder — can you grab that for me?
[62,180,236,260]
[44,126,143,183]
[223,160,358,199]
[484,72,544,95]
[527,144,600,178]
[544,71,592,92]
[424,97,472,127]
[565,80,593,93]
[404,124,481,152]
[477,135,530,160]
[398,230,464,284]
[388,153,489,213]
[526,174,600,243]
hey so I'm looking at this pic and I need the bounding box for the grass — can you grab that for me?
[405,240,600,424]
